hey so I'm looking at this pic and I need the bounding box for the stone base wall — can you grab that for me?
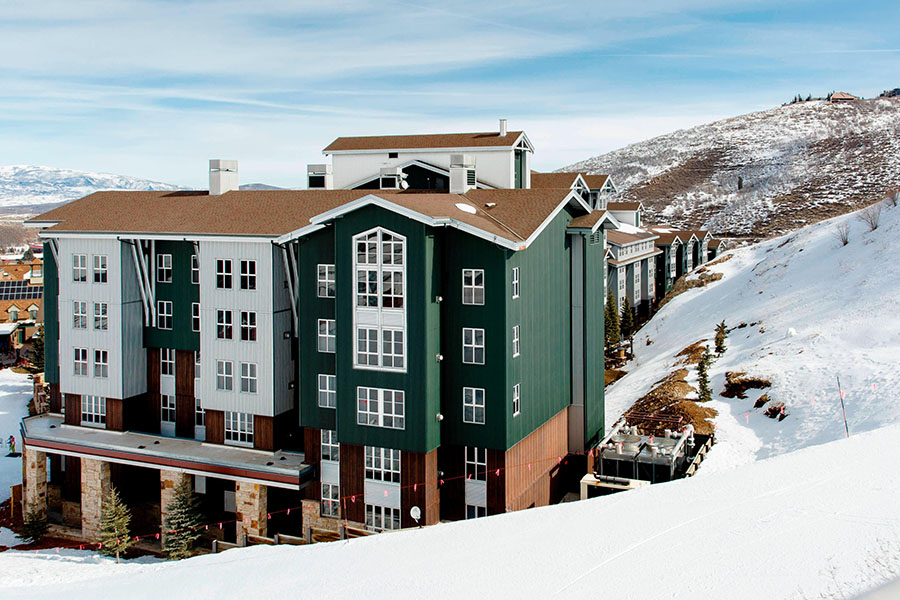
[80,458,111,541]
[160,470,188,530]
[22,446,47,517]
[235,481,268,541]
[62,500,82,528]
[301,499,341,540]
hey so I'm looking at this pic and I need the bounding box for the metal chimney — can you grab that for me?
[209,159,239,195]
[499,119,508,137]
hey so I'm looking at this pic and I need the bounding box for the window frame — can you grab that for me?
[73,347,88,376]
[161,394,176,423]
[356,386,405,430]
[160,348,175,377]
[81,395,106,427]
[72,254,87,282]
[513,383,521,416]
[321,429,340,462]
[216,258,233,289]
[192,302,200,333]
[317,319,336,353]
[157,300,173,330]
[73,301,87,329]
[465,446,487,481]
[317,264,336,298]
[93,349,109,378]
[321,482,340,518]
[240,362,258,394]
[365,504,400,532]
[92,254,108,284]
[511,266,520,299]
[216,359,234,391]
[317,374,336,409]
[462,327,485,365]
[462,387,486,425]
[240,259,257,291]
[512,324,520,357]
[157,253,173,283]
[93,302,108,331]
[240,310,257,342]
[462,268,485,305]
[216,309,233,340]
[224,411,253,446]
[191,254,200,285]
[364,446,401,483]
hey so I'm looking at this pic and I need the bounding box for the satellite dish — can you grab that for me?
[410,506,421,523]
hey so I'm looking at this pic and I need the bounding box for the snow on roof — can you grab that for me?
[0,323,18,334]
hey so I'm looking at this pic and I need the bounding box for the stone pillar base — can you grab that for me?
[81,458,111,542]
[22,446,48,518]
[160,469,189,543]
[235,481,268,542]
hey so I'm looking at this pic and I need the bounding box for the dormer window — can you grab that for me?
[8,308,18,322]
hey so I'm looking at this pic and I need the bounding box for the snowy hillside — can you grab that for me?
[562,97,900,238]
[0,166,180,210]
[606,198,900,470]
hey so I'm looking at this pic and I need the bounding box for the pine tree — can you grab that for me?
[715,320,727,355]
[29,324,45,372]
[162,477,204,560]
[697,347,712,402]
[604,292,620,350]
[99,486,134,563]
[620,296,634,339]
[18,507,49,544]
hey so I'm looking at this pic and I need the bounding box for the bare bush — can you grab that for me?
[886,189,900,207]
[833,223,851,246]
[858,204,882,231]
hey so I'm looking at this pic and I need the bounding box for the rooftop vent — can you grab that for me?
[209,159,239,195]
[307,163,333,190]
[499,119,507,137]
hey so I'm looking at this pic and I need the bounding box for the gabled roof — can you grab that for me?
[582,174,610,190]
[709,239,725,248]
[566,210,618,233]
[323,131,526,153]
[607,201,642,211]
[530,171,587,191]
[607,230,658,247]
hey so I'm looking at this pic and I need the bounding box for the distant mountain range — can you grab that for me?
[562,96,900,238]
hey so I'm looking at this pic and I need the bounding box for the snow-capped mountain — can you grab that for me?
[562,97,900,238]
[0,165,181,210]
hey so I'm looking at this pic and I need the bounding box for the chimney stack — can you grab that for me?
[209,159,239,195]
[499,118,508,137]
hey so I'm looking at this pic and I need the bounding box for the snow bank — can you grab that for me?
[0,369,31,502]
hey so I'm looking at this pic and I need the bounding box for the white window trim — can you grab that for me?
[157,253,173,283]
[224,411,253,447]
[513,383,521,416]
[192,302,201,332]
[512,324,520,358]
[240,362,258,394]
[157,300,173,330]
[462,268,485,306]
[462,387,485,425]
[317,264,336,298]
[462,327,485,365]
[511,266,520,299]
[240,259,257,291]
[357,386,405,430]
[317,374,336,409]
[318,319,336,353]
[364,446,401,483]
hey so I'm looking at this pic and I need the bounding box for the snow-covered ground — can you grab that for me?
[0,369,31,503]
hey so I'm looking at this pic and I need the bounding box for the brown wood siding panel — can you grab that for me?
[339,443,364,524]
[205,409,225,445]
[486,449,506,515]
[49,383,62,413]
[401,449,439,527]
[145,348,161,434]
[504,407,568,511]
[175,396,194,438]
[438,445,465,522]
[254,415,274,451]
[64,393,80,426]
[303,428,321,501]
[106,397,124,431]
[174,350,194,396]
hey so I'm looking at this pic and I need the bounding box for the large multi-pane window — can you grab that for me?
[357,387,405,430]
[463,387,486,425]
[73,347,88,376]
[93,350,108,378]
[240,311,257,342]
[366,505,400,532]
[354,228,406,370]
[240,362,257,394]
[317,374,336,408]
[462,328,485,365]
[73,301,87,329]
[216,360,233,391]
[73,254,87,282]
[92,255,107,283]
[364,446,401,482]
[157,254,172,283]
[157,300,173,330]
[217,309,233,340]
[161,394,176,423]
[462,269,485,305]
[93,302,108,331]
[216,259,232,289]
[318,319,335,353]
[240,259,256,290]
[321,429,340,461]
[322,483,340,518]
[161,348,175,376]
[512,325,520,357]
[81,395,106,426]
[465,446,487,481]
[317,264,335,298]
[224,411,253,445]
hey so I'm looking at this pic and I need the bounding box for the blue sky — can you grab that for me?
[1,0,898,188]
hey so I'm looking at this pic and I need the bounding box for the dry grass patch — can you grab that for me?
[627,368,717,435]
[721,371,772,399]
[657,271,724,309]
[676,339,708,365]
[605,369,627,386]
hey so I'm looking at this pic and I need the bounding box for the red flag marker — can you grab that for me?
[744,413,750,424]
[413,483,417,492]
[495,469,500,477]
[286,508,291,516]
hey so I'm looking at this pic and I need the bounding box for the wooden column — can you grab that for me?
[339,443,364,524]
[175,350,195,438]
[401,448,439,527]
[145,348,161,434]
[303,428,321,501]
[205,410,224,444]
[64,393,81,426]
[253,415,274,451]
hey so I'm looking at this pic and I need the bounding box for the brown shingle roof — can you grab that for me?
[582,174,610,189]
[323,131,524,152]
[466,188,575,241]
[709,239,724,248]
[607,230,656,246]
[530,172,581,189]
[650,230,682,245]
[567,211,609,230]
[607,201,641,211]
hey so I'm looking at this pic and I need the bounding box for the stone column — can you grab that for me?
[160,470,189,542]
[81,457,111,541]
[22,446,48,517]
[235,481,267,542]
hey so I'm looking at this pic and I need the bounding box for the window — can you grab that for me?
[191,255,200,285]
[462,269,485,305]
[73,254,87,282]
[161,348,175,376]
[216,309,233,340]
[81,395,106,426]
[382,329,404,369]
[73,301,87,329]
[216,360,233,391]
[462,328,485,365]
[8,307,17,322]
[92,255,107,283]
[194,350,201,377]
[240,311,257,342]
[192,303,200,332]
[317,264,335,298]
[465,446,487,481]
[195,397,205,426]
[466,505,487,519]
[512,325,520,357]
[356,327,378,365]
[357,387,405,430]
[321,429,340,462]
[161,394,176,423]
[224,411,253,445]
[463,387,486,425]
[93,349,108,378]
[157,254,172,283]
[512,267,520,299]
[74,347,88,376]
[317,374,336,408]
[157,300,173,330]
[240,362,257,394]
[366,505,400,532]
[29,307,38,320]
[318,319,335,353]
[354,228,406,370]
[240,259,256,290]
[364,446,401,483]
[216,259,232,289]
[513,383,521,416]
[322,483,340,518]
[93,302,108,331]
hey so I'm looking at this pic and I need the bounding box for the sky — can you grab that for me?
[1,0,898,188]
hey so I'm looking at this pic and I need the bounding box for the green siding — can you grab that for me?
[142,241,199,351]
[42,241,59,384]
[583,230,606,446]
